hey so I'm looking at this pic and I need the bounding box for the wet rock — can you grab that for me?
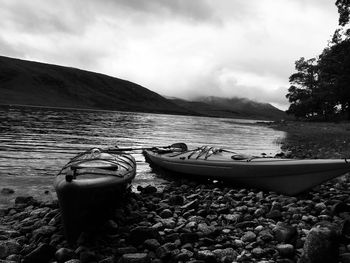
[129,227,160,246]
[298,223,340,263]
[118,253,149,263]
[22,243,55,263]
[55,247,76,263]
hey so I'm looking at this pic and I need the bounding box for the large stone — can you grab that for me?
[276,244,295,258]
[55,247,76,263]
[241,231,257,243]
[298,223,340,263]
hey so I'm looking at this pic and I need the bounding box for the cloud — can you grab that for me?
[0,0,340,110]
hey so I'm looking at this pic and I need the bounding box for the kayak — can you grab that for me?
[54,148,136,242]
[143,144,350,196]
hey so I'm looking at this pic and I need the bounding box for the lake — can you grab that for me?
[0,105,286,206]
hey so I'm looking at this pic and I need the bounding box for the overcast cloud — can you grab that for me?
[0,0,339,109]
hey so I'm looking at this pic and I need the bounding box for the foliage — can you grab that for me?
[286,0,350,120]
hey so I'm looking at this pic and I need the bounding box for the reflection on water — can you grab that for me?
[0,105,286,187]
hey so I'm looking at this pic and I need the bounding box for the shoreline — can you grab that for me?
[1,121,350,262]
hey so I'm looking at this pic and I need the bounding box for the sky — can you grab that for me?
[0,0,340,110]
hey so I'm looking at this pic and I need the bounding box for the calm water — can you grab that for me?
[0,105,285,204]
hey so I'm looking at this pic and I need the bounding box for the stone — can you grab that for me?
[212,248,238,261]
[159,209,172,219]
[32,226,57,241]
[80,251,97,263]
[0,241,21,259]
[14,196,35,205]
[156,243,177,259]
[129,227,160,246]
[273,223,298,244]
[0,188,14,195]
[197,223,216,236]
[55,247,76,263]
[141,185,157,195]
[339,253,350,263]
[180,233,199,244]
[22,243,55,263]
[241,231,257,243]
[298,223,340,263]
[118,253,149,263]
[197,250,217,262]
[181,200,199,210]
[143,239,161,250]
[169,195,184,206]
[276,244,294,258]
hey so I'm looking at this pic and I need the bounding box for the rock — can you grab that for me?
[14,196,35,205]
[197,223,216,236]
[118,253,149,263]
[212,248,238,261]
[340,253,350,263]
[80,251,97,263]
[197,250,217,262]
[251,247,264,258]
[99,257,115,263]
[181,200,199,210]
[0,188,14,195]
[176,249,193,262]
[116,247,138,255]
[156,243,177,259]
[159,209,172,219]
[55,247,76,263]
[273,223,298,244]
[0,241,21,259]
[129,227,160,246]
[180,233,199,243]
[141,185,157,194]
[241,231,256,243]
[298,223,340,263]
[143,239,161,250]
[22,243,55,263]
[169,195,185,206]
[276,244,294,258]
[32,226,57,241]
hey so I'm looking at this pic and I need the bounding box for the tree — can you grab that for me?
[336,0,350,26]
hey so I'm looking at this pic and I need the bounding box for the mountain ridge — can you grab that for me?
[0,55,286,120]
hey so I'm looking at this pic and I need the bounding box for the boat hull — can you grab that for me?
[54,149,136,242]
[143,148,350,195]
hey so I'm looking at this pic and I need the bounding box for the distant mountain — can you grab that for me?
[0,55,286,120]
[171,96,287,120]
[0,56,192,115]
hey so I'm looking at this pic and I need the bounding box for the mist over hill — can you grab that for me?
[0,56,286,120]
[170,96,287,120]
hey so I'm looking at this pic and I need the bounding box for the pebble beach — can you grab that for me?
[1,121,350,263]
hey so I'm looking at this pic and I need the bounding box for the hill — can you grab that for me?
[0,56,192,115]
[171,96,287,120]
[0,56,286,120]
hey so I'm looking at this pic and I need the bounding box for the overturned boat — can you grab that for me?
[54,148,136,242]
[143,143,350,196]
